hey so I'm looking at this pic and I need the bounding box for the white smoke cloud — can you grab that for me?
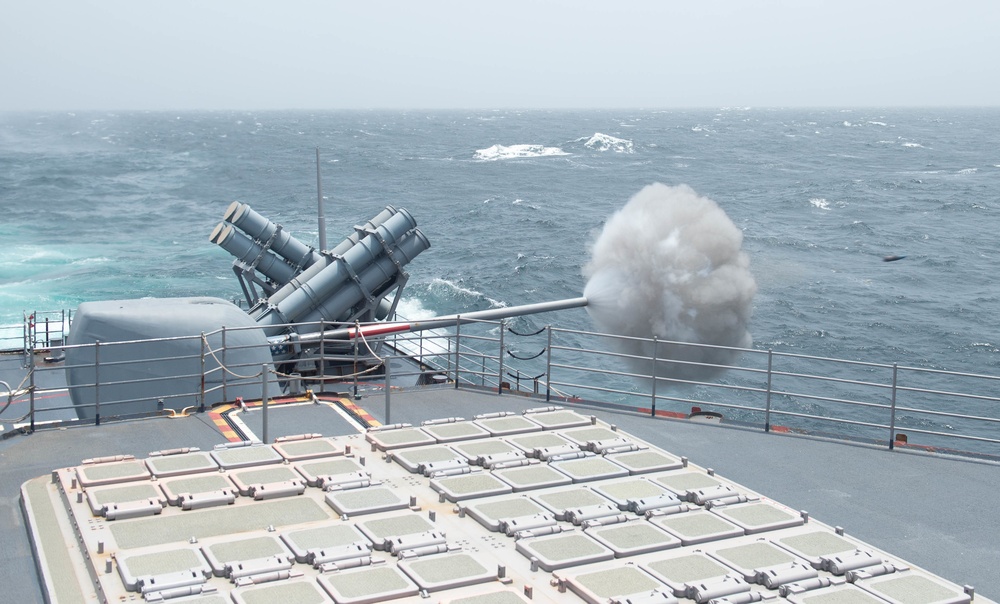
[583,183,756,381]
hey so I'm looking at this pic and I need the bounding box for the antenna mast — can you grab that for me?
[316,147,327,251]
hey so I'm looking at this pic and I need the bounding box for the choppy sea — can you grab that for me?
[2,108,999,432]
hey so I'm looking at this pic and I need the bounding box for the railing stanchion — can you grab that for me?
[261,364,269,444]
[199,332,206,412]
[319,321,325,390]
[545,326,553,402]
[453,316,461,388]
[29,358,36,432]
[889,363,898,450]
[650,336,658,418]
[353,321,360,400]
[497,320,505,395]
[385,354,392,424]
[765,349,773,432]
[221,327,228,402]
[94,340,101,426]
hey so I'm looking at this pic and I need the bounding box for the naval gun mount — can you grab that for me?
[65,202,587,419]
[65,203,430,419]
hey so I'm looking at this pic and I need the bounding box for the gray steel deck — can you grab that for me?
[3,384,998,602]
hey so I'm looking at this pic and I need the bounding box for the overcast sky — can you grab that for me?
[3,0,998,111]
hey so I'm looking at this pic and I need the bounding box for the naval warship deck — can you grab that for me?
[5,383,997,604]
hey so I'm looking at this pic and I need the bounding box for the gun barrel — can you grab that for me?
[287,296,589,344]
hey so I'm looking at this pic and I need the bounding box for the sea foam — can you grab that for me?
[474,144,568,161]
[584,133,634,153]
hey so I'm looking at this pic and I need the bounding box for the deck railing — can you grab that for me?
[5,312,1000,459]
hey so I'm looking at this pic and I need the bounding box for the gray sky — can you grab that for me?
[3,0,998,111]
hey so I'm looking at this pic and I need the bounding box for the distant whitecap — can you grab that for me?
[809,198,831,210]
[584,133,634,153]
[474,144,568,161]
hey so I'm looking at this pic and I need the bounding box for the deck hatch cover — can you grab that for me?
[365,426,436,450]
[784,583,890,604]
[506,432,577,455]
[605,449,684,474]
[564,565,673,604]
[464,495,552,532]
[280,524,372,563]
[324,485,409,516]
[641,551,749,599]
[648,509,744,545]
[356,512,435,550]
[271,437,343,461]
[585,520,682,557]
[709,540,817,587]
[231,579,332,604]
[559,426,629,447]
[398,552,495,591]
[711,501,804,534]
[116,547,210,592]
[440,591,533,604]
[316,564,419,604]
[532,486,615,521]
[473,415,543,436]
[549,455,630,483]
[230,466,303,496]
[775,530,872,570]
[514,532,614,571]
[520,409,591,429]
[86,483,164,516]
[390,444,467,473]
[159,473,237,506]
[75,460,150,487]
[420,421,492,443]
[591,477,677,510]
[210,445,283,470]
[201,534,293,578]
[430,471,513,502]
[857,570,972,604]
[493,463,573,492]
[294,458,367,487]
[450,438,525,461]
[145,451,219,477]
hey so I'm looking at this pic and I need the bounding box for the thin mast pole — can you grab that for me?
[316,147,327,251]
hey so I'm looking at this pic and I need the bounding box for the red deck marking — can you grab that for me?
[638,407,689,419]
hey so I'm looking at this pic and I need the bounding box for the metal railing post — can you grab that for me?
[385,354,392,424]
[453,316,461,388]
[94,340,101,426]
[497,320,505,395]
[545,326,553,402]
[261,364,269,444]
[221,327,228,402]
[319,321,326,390]
[199,332,206,412]
[353,321,360,399]
[650,336,658,417]
[29,359,36,432]
[764,350,773,432]
[888,363,898,450]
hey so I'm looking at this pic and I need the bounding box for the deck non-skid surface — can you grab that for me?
[6,385,999,603]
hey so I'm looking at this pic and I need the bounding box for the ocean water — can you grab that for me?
[2,108,999,430]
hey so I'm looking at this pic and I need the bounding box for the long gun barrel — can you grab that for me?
[279,296,589,345]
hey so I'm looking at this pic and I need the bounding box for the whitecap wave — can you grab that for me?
[810,198,831,210]
[584,133,634,153]
[901,142,924,148]
[474,144,568,161]
[429,278,507,308]
[958,168,978,174]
